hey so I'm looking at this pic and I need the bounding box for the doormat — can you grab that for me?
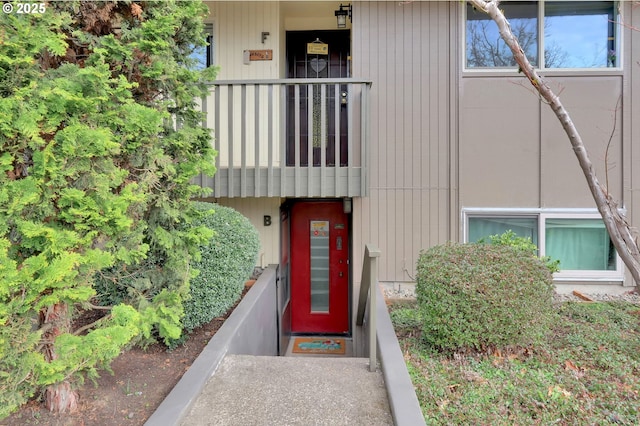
[292,337,346,355]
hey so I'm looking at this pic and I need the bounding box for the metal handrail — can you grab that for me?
[356,244,381,372]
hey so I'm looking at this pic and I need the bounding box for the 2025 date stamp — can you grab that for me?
[3,2,47,14]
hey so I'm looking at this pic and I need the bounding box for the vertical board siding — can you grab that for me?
[201,1,638,288]
[456,4,638,276]
[212,2,279,81]
[208,2,281,170]
[352,1,453,284]
[210,197,281,267]
[626,2,640,272]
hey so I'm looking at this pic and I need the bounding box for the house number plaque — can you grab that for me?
[245,49,273,61]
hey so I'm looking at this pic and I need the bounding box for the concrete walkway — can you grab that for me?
[145,267,425,426]
[181,354,393,426]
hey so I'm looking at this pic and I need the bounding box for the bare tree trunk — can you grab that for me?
[40,302,79,413]
[468,0,640,285]
[45,381,79,414]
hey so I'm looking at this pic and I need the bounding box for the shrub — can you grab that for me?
[481,230,560,273]
[180,202,260,334]
[415,242,555,352]
[0,2,215,415]
[390,306,423,330]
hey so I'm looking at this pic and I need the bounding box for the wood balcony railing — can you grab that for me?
[194,78,372,198]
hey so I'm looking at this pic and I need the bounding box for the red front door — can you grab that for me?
[290,201,350,334]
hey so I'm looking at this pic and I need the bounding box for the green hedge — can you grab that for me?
[180,202,260,334]
[481,230,560,273]
[415,242,555,352]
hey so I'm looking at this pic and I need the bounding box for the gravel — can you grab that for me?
[382,283,640,304]
[552,291,640,304]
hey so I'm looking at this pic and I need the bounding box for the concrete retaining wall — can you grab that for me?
[146,265,425,426]
[375,285,427,426]
[145,265,278,426]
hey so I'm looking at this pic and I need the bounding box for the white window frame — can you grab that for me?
[539,212,623,281]
[462,208,624,282]
[462,0,622,73]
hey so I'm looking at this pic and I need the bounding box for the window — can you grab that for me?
[545,2,618,68]
[190,23,215,70]
[464,210,623,280]
[468,216,538,246]
[467,1,539,68]
[465,1,619,69]
[544,218,616,270]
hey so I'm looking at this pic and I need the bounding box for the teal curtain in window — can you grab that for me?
[545,219,615,270]
[468,217,538,245]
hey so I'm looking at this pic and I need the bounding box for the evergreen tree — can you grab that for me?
[0,1,216,415]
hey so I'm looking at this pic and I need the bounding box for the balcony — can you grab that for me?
[194,78,372,198]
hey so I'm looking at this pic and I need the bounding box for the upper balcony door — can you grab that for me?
[286,30,350,167]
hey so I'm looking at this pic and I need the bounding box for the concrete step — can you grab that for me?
[181,354,393,426]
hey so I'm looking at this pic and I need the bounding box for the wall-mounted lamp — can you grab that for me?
[343,198,352,214]
[334,4,352,29]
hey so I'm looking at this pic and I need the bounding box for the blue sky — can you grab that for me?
[467,4,616,69]
[545,14,612,68]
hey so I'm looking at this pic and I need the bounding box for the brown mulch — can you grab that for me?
[1,288,248,426]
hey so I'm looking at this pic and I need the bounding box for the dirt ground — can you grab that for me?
[1,289,248,426]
